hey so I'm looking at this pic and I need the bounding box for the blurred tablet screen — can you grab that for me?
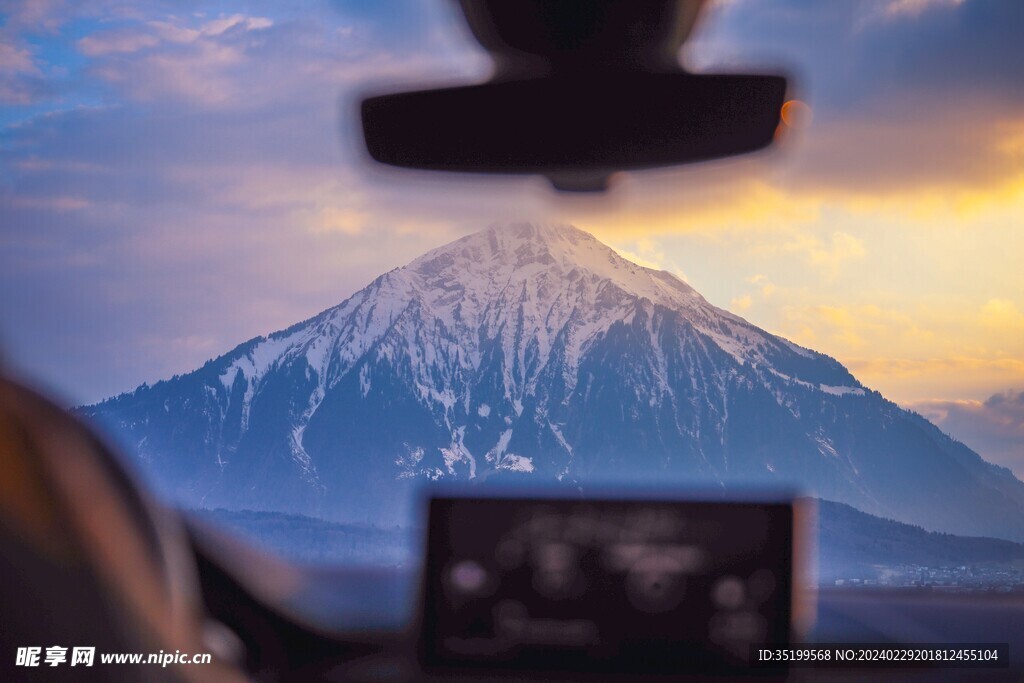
[419,494,794,678]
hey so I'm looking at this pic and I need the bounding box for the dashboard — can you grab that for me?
[186,493,1024,682]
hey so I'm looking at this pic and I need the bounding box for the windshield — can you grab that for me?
[2,0,1023,600]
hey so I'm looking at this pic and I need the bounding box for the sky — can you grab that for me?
[1,0,1022,475]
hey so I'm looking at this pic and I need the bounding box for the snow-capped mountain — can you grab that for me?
[81,223,1024,540]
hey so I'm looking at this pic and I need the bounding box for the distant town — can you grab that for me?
[826,563,1024,592]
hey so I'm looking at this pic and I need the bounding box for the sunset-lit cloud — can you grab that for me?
[849,358,1024,404]
[730,295,753,312]
[980,299,1024,330]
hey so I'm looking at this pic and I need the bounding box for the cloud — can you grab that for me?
[746,274,777,298]
[879,0,968,20]
[852,357,1024,378]
[781,304,870,350]
[730,295,753,311]
[78,14,275,58]
[683,0,1024,202]
[693,0,1024,110]
[980,298,1024,330]
[568,176,825,240]
[0,0,68,33]
[0,1,163,107]
[200,15,274,36]
[781,109,1024,202]
[82,15,281,108]
[0,40,38,74]
[764,302,1009,399]
[0,31,50,104]
[782,231,866,280]
[77,30,161,57]
[846,357,1024,404]
[309,206,369,235]
[908,390,1024,478]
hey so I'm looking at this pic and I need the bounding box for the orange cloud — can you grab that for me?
[847,357,1024,403]
[980,299,1024,330]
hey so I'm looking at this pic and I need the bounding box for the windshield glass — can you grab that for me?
[2,0,1023,600]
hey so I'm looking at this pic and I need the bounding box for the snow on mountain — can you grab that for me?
[80,223,1024,541]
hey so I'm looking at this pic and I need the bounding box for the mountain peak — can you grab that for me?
[485,221,591,241]
[404,222,704,315]
[411,221,601,270]
[384,222,812,380]
[477,221,608,255]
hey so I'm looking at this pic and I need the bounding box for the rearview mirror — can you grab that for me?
[362,72,787,192]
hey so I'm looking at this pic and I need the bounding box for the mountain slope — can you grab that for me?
[80,223,1024,539]
[816,498,1024,585]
